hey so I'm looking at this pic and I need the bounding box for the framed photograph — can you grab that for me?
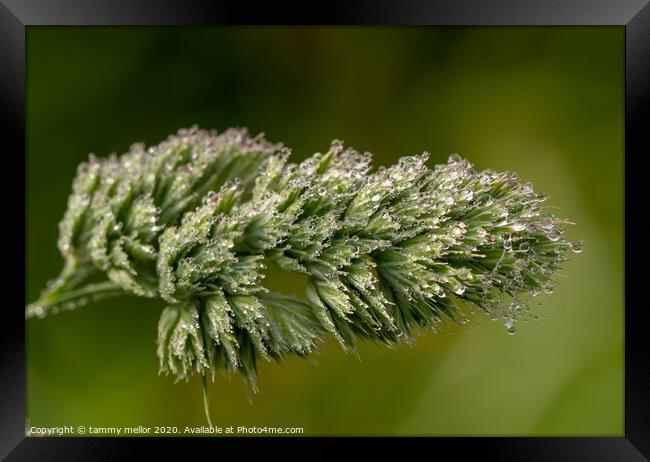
[2,0,648,459]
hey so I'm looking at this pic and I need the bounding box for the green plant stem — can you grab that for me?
[202,374,214,427]
[48,256,91,291]
[26,258,125,319]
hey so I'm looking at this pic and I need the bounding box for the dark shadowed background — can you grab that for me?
[26,26,623,435]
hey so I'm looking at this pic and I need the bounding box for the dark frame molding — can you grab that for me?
[2,1,648,459]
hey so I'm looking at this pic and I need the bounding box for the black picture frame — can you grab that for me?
[2,0,648,459]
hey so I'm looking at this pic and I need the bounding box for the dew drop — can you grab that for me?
[203,191,218,205]
[32,305,46,319]
[547,229,561,242]
[478,194,494,207]
[510,220,526,232]
[522,182,534,195]
[570,240,583,253]
[330,139,344,153]
[461,189,474,201]
[479,172,494,187]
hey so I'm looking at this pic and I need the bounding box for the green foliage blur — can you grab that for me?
[26,26,623,435]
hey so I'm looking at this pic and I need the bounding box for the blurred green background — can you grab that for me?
[26,27,624,435]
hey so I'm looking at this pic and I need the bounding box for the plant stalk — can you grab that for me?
[26,257,124,319]
[202,374,214,427]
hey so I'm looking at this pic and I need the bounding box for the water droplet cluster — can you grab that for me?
[37,127,581,388]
